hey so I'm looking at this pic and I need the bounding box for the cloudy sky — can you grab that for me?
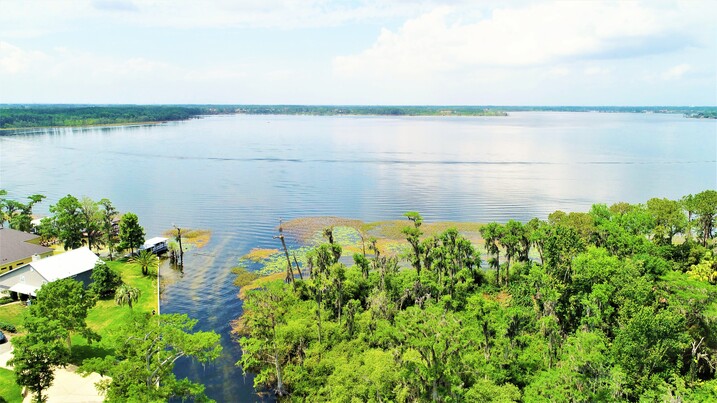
[1,0,714,105]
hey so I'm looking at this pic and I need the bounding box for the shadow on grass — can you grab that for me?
[70,344,115,366]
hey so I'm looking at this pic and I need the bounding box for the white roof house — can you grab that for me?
[0,247,101,297]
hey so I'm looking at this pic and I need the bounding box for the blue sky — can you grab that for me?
[0,0,714,105]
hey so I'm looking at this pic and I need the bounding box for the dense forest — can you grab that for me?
[234,190,717,402]
[0,105,204,129]
[2,105,714,129]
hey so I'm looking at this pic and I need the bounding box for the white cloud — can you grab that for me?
[0,42,48,74]
[334,1,702,79]
[661,63,691,80]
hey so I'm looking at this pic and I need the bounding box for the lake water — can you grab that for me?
[0,112,715,400]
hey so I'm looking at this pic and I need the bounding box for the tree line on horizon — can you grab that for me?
[1,104,714,129]
[235,190,717,402]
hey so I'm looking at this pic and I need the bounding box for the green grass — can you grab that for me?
[0,303,25,332]
[0,259,159,396]
[0,367,22,403]
[69,259,158,364]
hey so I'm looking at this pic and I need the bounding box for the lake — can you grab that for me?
[0,112,715,400]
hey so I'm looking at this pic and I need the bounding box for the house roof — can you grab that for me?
[0,228,53,266]
[9,283,39,297]
[29,247,101,282]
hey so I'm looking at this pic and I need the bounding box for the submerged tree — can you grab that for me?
[237,282,294,397]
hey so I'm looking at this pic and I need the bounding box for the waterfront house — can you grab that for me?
[0,228,53,273]
[0,247,100,298]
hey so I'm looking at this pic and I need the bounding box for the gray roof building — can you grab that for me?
[0,228,54,272]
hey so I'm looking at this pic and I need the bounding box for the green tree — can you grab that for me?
[395,304,464,401]
[612,307,690,398]
[98,198,119,260]
[480,222,504,285]
[114,284,141,309]
[81,313,221,402]
[36,216,58,245]
[131,249,159,276]
[1,192,45,232]
[682,194,697,240]
[8,316,70,403]
[646,197,687,245]
[0,189,7,227]
[30,278,99,352]
[237,282,294,396]
[90,261,123,298]
[402,211,424,277]
[49,194,84,250]
[79,196,103,251]
[687,251,717,284]
[118,212,145,255]
[524,331,616,402]
[501,220,527,285]
[693,190,717,246]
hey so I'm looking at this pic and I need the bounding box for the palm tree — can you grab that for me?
[115,284,141,309]
[131,249,159,276]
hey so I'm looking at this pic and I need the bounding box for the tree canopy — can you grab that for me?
[81,313,222,402]
[236,190,717,401]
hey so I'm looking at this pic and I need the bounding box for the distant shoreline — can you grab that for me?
[0,104,714,130]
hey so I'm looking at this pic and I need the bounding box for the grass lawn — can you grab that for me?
[69,259,158,364]
[0,367,22,403]
[0,303,25,330]
[0,257,160,397]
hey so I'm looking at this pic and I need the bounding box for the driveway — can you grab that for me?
[22,365,105,403]
[0,335,105,403]
[0,333,13,368]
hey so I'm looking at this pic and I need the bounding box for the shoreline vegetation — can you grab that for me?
[1,104,715,129]
[233,191,717,401]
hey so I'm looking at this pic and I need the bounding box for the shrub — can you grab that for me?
[90,261,123,298]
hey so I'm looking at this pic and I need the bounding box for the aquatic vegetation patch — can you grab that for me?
[238,245,313,276]
[244,248,280,262]
[282,216,364,242]
[240,218,488,277]
[162,228,212,248]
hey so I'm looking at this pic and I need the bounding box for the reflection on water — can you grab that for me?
[1,112,715,400]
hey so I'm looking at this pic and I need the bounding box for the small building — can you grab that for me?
[0,247,101,298]
[139,237,169,255]
[0,228,54,273]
